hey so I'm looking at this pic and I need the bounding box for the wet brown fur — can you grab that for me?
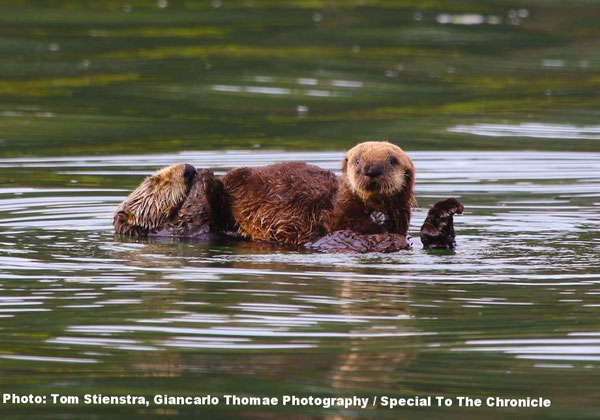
[114,142,417,247]
[113,163,195,236]
[222,141,416,245]
[305,230,410,253]
[222,162,337,244]
[149,169,232,239]
[322,141,416,237]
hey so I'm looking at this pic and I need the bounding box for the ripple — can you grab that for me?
[0,149,598,379]
[453,337,600,363]
[0,354,98,364]
[448,123,600,140]
[67,324,433,339]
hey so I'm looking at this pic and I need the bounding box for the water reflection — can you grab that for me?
[0,151,598,418]
[448,123,600,140]
[0,150,598,362]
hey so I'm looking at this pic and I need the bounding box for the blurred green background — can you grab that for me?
[1,0,599,157]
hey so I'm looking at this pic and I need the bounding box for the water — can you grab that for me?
[1,1,600,419]
[1,150,599,418]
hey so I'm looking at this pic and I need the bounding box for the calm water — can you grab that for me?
[1,1,600,419]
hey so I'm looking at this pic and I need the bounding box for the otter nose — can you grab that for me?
[365,164,384,178]
[183,163,196,181]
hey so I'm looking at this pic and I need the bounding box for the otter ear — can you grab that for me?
[341,154,349,173]
[399,162,416,209]
[405,163,417,208]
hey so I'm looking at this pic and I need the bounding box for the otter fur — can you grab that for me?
[322,141,416,236]
[113,163,197,236]
[113,142,462,252]
[222,141,415,245]
[221,162,337,244]
[305,230,410,253]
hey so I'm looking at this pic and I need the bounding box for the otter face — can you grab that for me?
[342,141,415,200]
[114,163,196,233]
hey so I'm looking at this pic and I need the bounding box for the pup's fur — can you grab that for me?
[221,141,416,244]
[222,162,337,244]
[322,141,416,237]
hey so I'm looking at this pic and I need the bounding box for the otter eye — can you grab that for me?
[390,157,399,166]
[355,158,359,165]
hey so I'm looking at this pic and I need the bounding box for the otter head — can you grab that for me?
[113,163,196,234]
[342,141,415,205]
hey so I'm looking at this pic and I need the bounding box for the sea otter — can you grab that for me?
[113,142,462,252]
[216,141,415,245]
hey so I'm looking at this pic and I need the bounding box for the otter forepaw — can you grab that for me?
[420,198,464,249]
[432,197,464,217]
[113,163,196,236]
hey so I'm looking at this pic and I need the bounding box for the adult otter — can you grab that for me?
[113,163,197,237]
[113,163,230,239]
[113,142,462,252]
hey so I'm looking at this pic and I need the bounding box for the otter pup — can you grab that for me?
[113,142,463,251]
[222,141,415,244]
[221,161,338,244]
[322,141,416,236]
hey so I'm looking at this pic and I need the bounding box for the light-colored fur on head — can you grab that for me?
[342,141,416,207]
[114,163,192,231]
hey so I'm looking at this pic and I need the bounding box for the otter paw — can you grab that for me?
[420,198,464,249]
[153,169,229,237]
[432,197,464,217]
[113,163,196,236]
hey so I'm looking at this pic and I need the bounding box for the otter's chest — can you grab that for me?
[369,211,390,227]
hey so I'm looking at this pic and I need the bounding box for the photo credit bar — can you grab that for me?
[1,393,552,410]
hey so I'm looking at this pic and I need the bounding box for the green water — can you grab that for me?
[0,1,600,419]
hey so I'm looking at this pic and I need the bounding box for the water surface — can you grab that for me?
[1,150,599,419]
[1,1,600,419]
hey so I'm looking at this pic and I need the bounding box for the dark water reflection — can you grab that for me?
[0,150,599,419]
[1,0,600,157]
